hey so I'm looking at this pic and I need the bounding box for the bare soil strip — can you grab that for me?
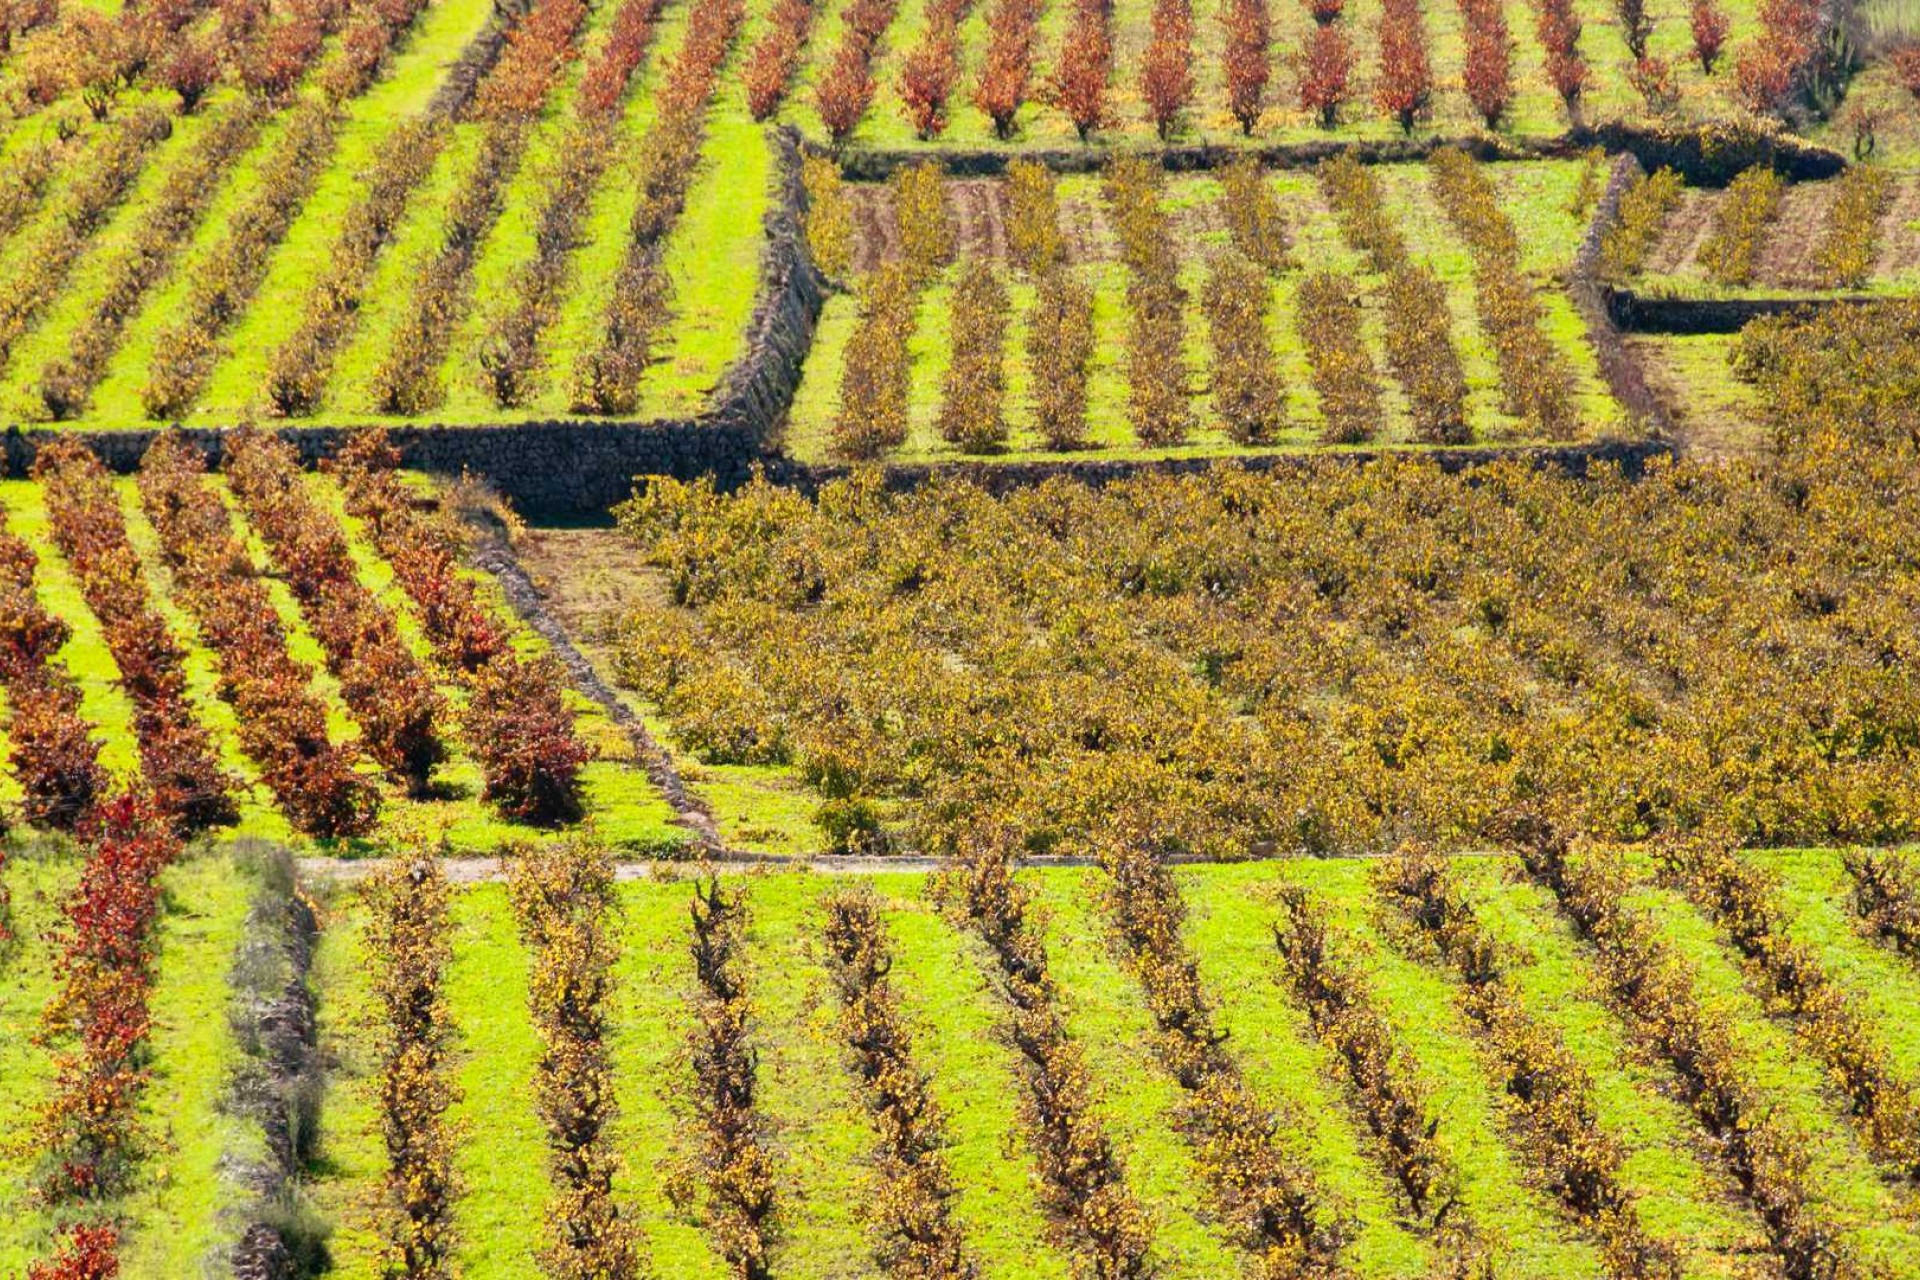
[943,178,1012,262]
[1873,174,1920,277]
[1645,188,1721,277]
[1753,180,1839,290]
[847,183,901,275]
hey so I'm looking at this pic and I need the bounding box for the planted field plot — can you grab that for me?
[1606,161,1920,294]
[786,149,1629,461]
[10,847,1920,1278]
[0,431,686,854]
[0,0,773,429]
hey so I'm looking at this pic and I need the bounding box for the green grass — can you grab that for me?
[305,892,387,1278]
[116,847,262,1275]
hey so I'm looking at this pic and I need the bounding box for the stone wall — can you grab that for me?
[2,419,760,516]
[1602,288,1878,334]
[771,438,1675,498]
[710,126,830,449]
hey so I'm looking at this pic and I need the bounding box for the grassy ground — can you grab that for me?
[11,854,1920,1276]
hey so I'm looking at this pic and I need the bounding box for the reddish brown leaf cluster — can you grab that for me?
[235,0,350,100]
[34,441,236,833]
[815,0,899,143]
[331,432,590,823]
[742,0,815,120]
[971,0,1040,137]
[1533,0,1588,119]
[222,428,447,795]
[136,434,379,838]
[32,794,179,1246]
[898,12,963,139]
[578,0,666,114]
[27,1223,120,1280]
[1221,0,1270,134]
[1459,0,1513,128]
[1734,0,1818,115]
[474,0,588,119]
[1896,46,1920,102]
[1297,22,1353,127]
[1048,0,1112,140]
[0,514,107,831]
[1373,0,1431,132]
[1139,0,1195,139]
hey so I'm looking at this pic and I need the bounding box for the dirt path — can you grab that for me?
[1873,173,1920,277]
[1058,184,1117,264]
[847,183,901,276]
[943,178,1011,262]
[1753,180,1838,290]
[1645,188,1720,276]
[463,517,726,854]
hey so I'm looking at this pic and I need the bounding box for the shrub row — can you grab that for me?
[1203,250,1286,445]
[612,604,791,766]
[0,517,107,830]
[1460,0,1513,128]
[1698,165,1783,287]
[136,434,379,838]
[897,0,973,139]
[0,138,56,243]
[34,441,237,833]
[1534,0,1588,118]
[1298,22,1353,127]
[1029,266,1096,451]
[1811,166,1890,290]
[570,0,746,414]
[1374,844,1681,1278]
[1654,836,1920,1179]
[1220,158,1290,272]
[1049,0,1111,140]
[263,118,444,415]
[822,890,976,1278]
[378,124,539,414]
[142,0,429,419]
[1734,0,1820,116]
[510,841,644,1280]
[1322,148,1467,440]
[222,428,446,794]
[1373,0,1431,133]
[831,162,949,457]
[1270,883,1472,1244]
[832,263,916,458]
[40,101,263,421]
[1514,826,1857,1280]
[1140,0,1194,139]
[0,104,171,369]
[801,153,853,280]
[480,0,667,406]
[744,0,816,119]
[1429,148,1578,439]
[1222,0,1270,134]
[815,0,900,143]
[1004,159,1062,273]
[938,831,1154,1275]
[972,0,1039,138]
[1294,272,1380,444]
[686,879,777,1278]
[1108,156,1193,446]
[938,261,1010,452]
[380,0,588,414]
[28,797,180,1280]
[330,431,590,823]
[1599,166,1684,280]
[1842,849,1920,962]
[364,857,460,1279]
[1097,838,1343,1278]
